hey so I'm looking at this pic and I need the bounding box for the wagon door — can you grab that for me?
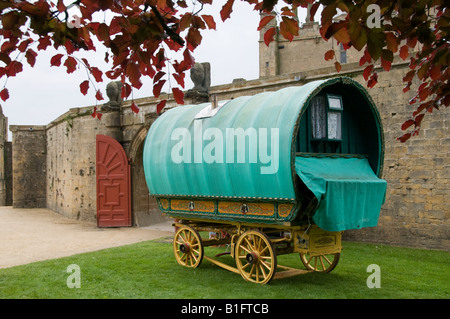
[96,135,132,227]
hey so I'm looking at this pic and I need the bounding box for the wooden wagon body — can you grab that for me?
[143,77,387,283]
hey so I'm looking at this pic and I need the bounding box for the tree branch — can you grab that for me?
[150,5,185,46]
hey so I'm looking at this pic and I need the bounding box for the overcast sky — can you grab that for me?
[1,2,310,140]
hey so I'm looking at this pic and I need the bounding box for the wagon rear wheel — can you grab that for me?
[300,253,340,273]
[235,230,277,284]
[173,226,204,268]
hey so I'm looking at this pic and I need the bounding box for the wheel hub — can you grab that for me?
[180,243,190,253]
[246,252,259,264]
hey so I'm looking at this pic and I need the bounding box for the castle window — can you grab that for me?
[311,94,343,141]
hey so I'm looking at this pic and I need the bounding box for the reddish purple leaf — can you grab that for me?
[264,27,277,46]
[0,88,9,101]
[64,56,77,73]
[95,89,103,101]
[156,100,167,115]
[172,87,184,104]
[80,80,89,95]
[50,54,64,67]
[220,0,235,22]
[131,101,139,113]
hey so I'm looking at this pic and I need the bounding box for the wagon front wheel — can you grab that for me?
[173,226,204,268]
[300,252,340,273]
[235,230,277,284]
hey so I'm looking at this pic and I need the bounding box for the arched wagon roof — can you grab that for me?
[143,77,384,204]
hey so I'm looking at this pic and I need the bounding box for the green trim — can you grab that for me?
[153,194,296,202]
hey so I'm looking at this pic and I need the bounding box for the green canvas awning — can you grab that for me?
[294,156,387,232]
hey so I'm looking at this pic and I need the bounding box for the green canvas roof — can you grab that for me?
[143,77,384,205]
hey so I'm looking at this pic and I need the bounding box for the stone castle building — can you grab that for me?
[5,12,449,250]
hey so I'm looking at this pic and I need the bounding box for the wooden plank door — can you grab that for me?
[96,135,131,227]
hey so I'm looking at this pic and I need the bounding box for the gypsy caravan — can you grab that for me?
[143,77,387,284]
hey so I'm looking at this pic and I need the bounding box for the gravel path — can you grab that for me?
[0,207,174,269]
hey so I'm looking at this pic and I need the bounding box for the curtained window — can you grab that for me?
[310,94,343,141]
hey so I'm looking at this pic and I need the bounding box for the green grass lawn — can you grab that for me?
[0,238,448,299]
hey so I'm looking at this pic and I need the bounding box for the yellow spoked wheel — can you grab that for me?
[173,226,204,268]
[300,253,340,273]
[235,230,277,284]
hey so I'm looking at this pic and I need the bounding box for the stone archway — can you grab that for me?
[129,126,170,226]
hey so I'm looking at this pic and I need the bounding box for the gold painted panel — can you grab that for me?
[293,225,342,255]
[218,202,275,216]
[278,203,294,217]
[171,199,215,213]
[159,198,169,210]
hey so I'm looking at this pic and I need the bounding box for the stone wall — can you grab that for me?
[45,108,99,222]
[10,125,47,208]
[343,68,450,250]
[42,97,181,225]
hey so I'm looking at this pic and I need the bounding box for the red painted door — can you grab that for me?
[96,135,131,227]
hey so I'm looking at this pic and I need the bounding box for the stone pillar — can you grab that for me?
[10,125,47,208]
[99,81,124,142]
[99,110,123,142]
